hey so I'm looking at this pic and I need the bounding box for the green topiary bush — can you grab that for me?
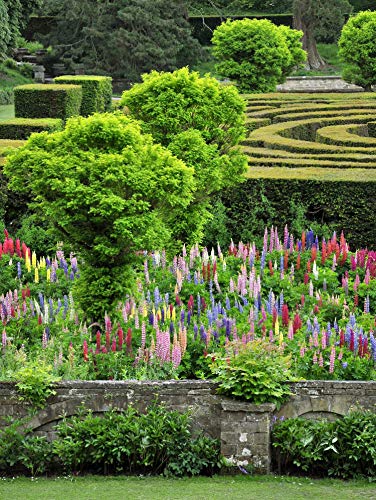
[0,118,62,140]
[211,18,305,92]
[54,75,112,116]
[14,84,82,121]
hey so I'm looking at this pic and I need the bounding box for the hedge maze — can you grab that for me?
[242,92,376,181]
[217,93,376,249]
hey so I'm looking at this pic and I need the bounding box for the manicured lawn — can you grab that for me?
[0,475,375,500]
[0,104,14,121]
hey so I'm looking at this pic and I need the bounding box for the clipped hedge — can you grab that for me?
[217,175,376,249]
[0,139,26,155]
[316,124,376,147]
[0,118,62,140]
[14,84,82,121]
[246,156,376,169]
[54,75,112,116]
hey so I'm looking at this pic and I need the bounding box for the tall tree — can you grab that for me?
[0,0,41,58]
[38,0,202,83]
[293,0,352,69]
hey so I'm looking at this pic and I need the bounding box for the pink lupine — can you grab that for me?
[329,346,336,373]
[319,353,324,367]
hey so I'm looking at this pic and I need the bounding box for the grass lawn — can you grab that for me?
[0,475,375,500]
[0,104,15,121]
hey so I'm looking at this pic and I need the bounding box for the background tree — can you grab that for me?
[4,113,195,320]
[211,18,305,92]
[120,68,247,248]
[37,0,202,83]
[339,10,376,91]
[0,0,41,58]
[293,0,352,69]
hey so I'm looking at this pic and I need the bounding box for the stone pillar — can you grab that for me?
[220,400,275,474]
[33,65,45,83]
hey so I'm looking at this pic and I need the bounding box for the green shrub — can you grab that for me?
[209,340,294,408]
[14,84,82,121]
[0,88,14,105]
[211,18,305,92]
[54,75,112,116]
[13,362,60,409]
[272,411,376,479]
[0,118,62,140]
[339,10,376,91]
[54,404,221,476]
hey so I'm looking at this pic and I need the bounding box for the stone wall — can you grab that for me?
[276,76,366,93]
[1,380,375,474]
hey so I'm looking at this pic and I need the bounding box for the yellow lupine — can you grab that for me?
[172,307,176,321]
[34,267,39,283]
[25,253,31,273]
[31,251,37,268]
[46,268,51,282]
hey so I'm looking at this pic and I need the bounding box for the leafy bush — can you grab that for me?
[211,18,305,92]
[339,10,376,91]
[13,362,60,409]
[272,411,376,479]
[210,340,294,408]
[54,404,221,476]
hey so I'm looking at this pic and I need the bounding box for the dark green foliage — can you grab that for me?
[36,0,203,83]
[14,84,82,121]
[0,419,53,476]
[0,405,221,477]
[54,75,112,116]
[0,1,42,58]
[272,411,376,479]
[0,117,62,139]
[212,177,376,250]
[54,404,221,476]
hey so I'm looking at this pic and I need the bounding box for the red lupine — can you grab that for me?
[293,313,302,333]
[282,304,289,327]
[96,331,101,350]
[339,329,345,347]
[117,327,124,349]
[83,340,89,362]
[126,327,132,355]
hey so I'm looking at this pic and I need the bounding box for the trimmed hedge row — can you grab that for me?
[14,84,82,121]
[246,156,376,169]
[0,118,62,140]
[246,114,376,154]
[0,139,26,155]
[54,75,112,116]
[316,124,376,147]
[217,176,376,249]
[244,145,376,163]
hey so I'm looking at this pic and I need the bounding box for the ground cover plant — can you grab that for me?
[0,225,375,392]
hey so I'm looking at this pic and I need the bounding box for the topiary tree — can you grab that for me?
[120,67,248,248]
[339,10,376,91]
[211,18,305,92]
[4,113,195,320]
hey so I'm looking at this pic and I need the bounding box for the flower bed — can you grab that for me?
[0,226,375,388]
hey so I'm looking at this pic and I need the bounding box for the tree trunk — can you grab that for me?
[293,0,327,70]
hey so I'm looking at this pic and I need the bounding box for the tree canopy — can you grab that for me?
[37,0,202,83]
[4,113,195,319]
[120,68,247,247]
[0,0,41,58]
[211,18,305,92]
[339,10,376,91]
